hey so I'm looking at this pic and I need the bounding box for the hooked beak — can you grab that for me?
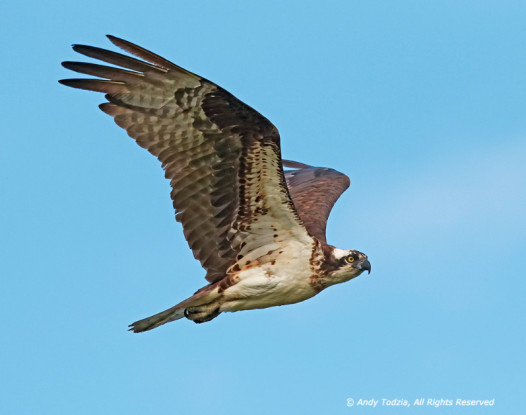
[359,258,371,274]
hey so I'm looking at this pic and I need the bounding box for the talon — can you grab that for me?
[184,307,198,317]
[183,305,221,323]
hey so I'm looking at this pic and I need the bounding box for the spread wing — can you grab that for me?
[283,160,350,243]
[60,35,311,282]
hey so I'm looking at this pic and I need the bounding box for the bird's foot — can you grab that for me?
[184,305,221,324]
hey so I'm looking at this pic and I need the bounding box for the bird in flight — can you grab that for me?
[60,36,371,332]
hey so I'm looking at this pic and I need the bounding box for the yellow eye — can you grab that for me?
[346,255,355,263]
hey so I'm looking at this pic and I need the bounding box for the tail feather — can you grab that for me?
[128,282,222,333]
[129,306,185,333]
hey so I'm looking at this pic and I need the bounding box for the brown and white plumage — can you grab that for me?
[283,160,350,244]
[60,36,371,332]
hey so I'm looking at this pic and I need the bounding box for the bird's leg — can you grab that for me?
[184,304,221,324]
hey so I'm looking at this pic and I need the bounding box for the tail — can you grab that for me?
[128,282,222,333]
[128,306,186,333]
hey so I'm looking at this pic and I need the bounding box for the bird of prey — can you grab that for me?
[60,36,371,332]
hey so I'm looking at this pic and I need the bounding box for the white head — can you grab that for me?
[325,247,371,286]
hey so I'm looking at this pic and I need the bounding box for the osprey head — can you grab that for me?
[326,247,371,285]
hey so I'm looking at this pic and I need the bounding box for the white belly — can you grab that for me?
[220,240,317,312]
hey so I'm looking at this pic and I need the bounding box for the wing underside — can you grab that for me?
[60,36,311,282]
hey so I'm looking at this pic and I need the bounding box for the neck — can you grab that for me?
[308,240,339,292]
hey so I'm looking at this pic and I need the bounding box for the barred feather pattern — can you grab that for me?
[60,36,311,282]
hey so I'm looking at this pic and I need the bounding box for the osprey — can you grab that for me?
[60,36,371,332]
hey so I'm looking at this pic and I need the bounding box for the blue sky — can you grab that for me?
[1,1,525,414]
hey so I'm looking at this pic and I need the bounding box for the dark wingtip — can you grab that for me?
[71,44,94,57]
[106,34,119,43]
[61,61,77,70]
[106,34,132,49]
[57,78,84,89]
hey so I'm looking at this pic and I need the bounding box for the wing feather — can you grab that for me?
[283,160,350,243]
[60,36,311,282]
